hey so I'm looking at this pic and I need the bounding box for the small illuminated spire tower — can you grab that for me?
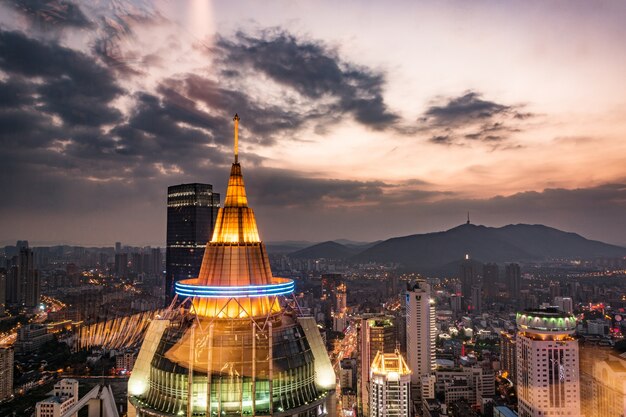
[129,115,335,417]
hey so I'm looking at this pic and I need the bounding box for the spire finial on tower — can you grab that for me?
[467,211,470,225]
[233,113,240,163]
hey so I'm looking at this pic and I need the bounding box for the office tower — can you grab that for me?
[470,285,482,314]
[482,263,499,301]
[358,315,397,417]
[500,332,517,382]
[0,347,13,401]
[406,280,436,386]
[553,296,573,314]
[114,253,128,277]
[0,269,5,315]
[129,116,335,417]
[336,282,347,313]
[459,254,475,300]
[11,247,39,308]
[150,247,162,276]
[36,379,79,417]
[516,309,580,417]
[369,351,411,417]
[450,294,462,315]
[165,183,220,299]
[505,263,521,301]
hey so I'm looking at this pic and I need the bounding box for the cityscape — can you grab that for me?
[2,2,626,417]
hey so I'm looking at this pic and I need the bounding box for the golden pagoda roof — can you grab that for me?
[175,114,291,319]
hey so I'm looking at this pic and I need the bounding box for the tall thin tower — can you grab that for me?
[405,280,436,385]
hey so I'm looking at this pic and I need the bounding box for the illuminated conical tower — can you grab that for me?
[128,115,335,417]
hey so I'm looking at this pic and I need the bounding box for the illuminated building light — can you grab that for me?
[175,278,294,298]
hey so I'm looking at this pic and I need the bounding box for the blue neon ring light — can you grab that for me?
[175,279,295,298]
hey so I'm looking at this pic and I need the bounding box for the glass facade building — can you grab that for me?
[166,183,220,299]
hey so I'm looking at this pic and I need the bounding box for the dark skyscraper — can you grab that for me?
[505,263,521,301]
[8,247,39,309]
[165,183,220,299]
[483,263,499,301]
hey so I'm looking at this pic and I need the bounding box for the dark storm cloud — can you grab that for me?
[216,30,400,130]
[243,169,448,208]
[6,0,92,29]
[0,30,123,126]
[419,91,533,146]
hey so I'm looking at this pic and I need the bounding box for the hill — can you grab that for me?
[352,223,626,271]
[289,241,358,259]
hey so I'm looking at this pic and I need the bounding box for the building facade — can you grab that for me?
[358,315,397,416]
[516,309,580,417]
[0,347,13,402]
[406,280,436,386]
[165,183,220,299]
[500,332,517,383]
[35,379,79,417]
[369,351,411,417]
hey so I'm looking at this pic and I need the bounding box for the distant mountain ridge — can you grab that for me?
[287,224,626,272]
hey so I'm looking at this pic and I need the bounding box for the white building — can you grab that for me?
[369,351,411,417]
[553,297,574,314]
[406,280,436,385]
[36,379,79,417]
[0,347,13,401]
[516,309,580,417]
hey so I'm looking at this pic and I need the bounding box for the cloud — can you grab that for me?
[216,30,400,131]
[419,91,533,146]
[0,30,123,127]
[6,0,92,29]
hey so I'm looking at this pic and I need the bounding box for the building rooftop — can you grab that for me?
[370,351,411,376]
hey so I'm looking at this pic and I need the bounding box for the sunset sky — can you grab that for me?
[1,0,625,246]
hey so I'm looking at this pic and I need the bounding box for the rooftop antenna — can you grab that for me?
[467,211,470,225]
[233,113,240,163]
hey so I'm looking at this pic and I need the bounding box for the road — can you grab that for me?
[331,321,357,417]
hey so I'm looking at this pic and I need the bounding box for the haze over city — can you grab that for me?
[1,0,625,246]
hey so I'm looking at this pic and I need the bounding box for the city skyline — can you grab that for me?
[1,0,626,246]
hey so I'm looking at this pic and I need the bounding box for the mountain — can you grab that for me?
[289,241,359,259]
[352,223,626,272]
[266,240,314,254]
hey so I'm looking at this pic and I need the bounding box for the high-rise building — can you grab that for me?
[114,253,128,277]
[358,315,397,416]
[0,269,5,315]
[369,351,411,417]
[129,115,335,417]
[7,247,40,308]
[505,263,521,302]
[0,347,13,401]
[482,263,499,302]
[516,309,580,417]
[165,183,220,299]
[405,280,436,386]
[500,332,517,382]
[36,379,79,417]
[459,254,475,300]
[553,296,573,314]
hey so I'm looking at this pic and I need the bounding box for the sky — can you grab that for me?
[0,0,625,246]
